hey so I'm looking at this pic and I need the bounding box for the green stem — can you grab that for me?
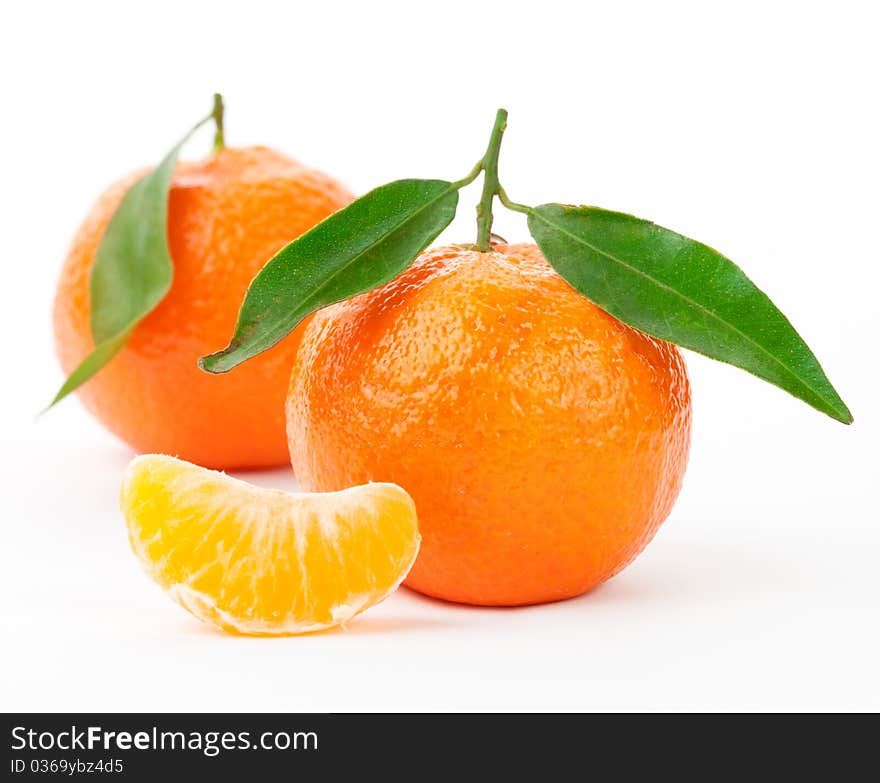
[474,108,508,251]
[498,187,531,215]
[451,160,484,190]
[212,93,225,153]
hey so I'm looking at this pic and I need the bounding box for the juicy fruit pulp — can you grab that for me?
[54,146,353,469]
[287,243,692,607]
[120,455,420,634]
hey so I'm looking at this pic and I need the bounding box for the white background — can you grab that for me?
[2,1,878,711]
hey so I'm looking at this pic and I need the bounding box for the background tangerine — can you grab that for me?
[54,146,353,469]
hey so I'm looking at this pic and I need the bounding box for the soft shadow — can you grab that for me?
[326,615,455,637]
[398,588,536,614]
[229,465,299,492]
[173,612,455,640]
[397,583,622,613]
[570,572,696,608]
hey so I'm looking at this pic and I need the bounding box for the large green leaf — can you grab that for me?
[49,112,213,408]
[528,204,852,423]
[200,179,459,373]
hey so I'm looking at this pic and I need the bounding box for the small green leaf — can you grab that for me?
[528,204,852,424]
[49,110,214,407]
[200,179,459,373]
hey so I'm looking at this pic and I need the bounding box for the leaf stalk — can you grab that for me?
[498,187,531,215]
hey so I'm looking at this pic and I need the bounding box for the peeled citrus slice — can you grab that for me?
[120,454,420,635]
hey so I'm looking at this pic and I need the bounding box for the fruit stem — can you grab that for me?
[474,108,508,252]
[212,93,225,153]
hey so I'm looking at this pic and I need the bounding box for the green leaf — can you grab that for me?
[200,179,459,373]
[49,111,214,408]
[528,204,852,424]
[46,330,132,410]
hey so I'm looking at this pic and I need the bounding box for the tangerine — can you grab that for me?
[287,243,692,606]
[54,146,353,469]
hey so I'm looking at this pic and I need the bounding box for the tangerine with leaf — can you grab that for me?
[52,95,353,469]
[203,108,852,606]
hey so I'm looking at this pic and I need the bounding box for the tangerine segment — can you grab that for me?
[120,455,419,635]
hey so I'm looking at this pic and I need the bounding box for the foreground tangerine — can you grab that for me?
[54,146,353,469]
[120,455,420,634]
[287,243,692,606]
